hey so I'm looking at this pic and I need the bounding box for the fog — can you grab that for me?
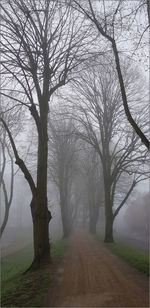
[0,0,149,261]
[1,91,149,255]
[1,150,149,256]
[1,2,150,308]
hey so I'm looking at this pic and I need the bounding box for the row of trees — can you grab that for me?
[48,112,78,237]
[0,0,149,269]
[69,0,150,149]
[47,60,149,242]
[0,0,93,268]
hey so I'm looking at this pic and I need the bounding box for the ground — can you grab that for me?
[44,231,149,307]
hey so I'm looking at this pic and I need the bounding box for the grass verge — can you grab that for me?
[1,239,67,307]
[105,241,149,275]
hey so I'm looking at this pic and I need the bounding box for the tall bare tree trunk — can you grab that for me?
[0,146,14,237]
[60,198,71,238]
[104,206,114,243]
[89,201,99,234]
[59,179,72,238]
[1,180,10,236]
[29,102,51,268]
[104,178,114,243]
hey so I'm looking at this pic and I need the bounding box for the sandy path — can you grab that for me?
[44,231,149,307]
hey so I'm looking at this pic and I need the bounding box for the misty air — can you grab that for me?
[0,0,149,307]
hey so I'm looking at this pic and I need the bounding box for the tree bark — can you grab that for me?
[104,207,114,243]
[111,40,149,150]
[147,0,150,26]
[29,100,51,269]
[30,197,51,268]
[104,177,114,243]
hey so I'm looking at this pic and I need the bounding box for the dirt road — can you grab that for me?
[44,231,149,307]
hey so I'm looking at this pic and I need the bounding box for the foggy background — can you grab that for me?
[1,160,149,255]
[0,0,149,257]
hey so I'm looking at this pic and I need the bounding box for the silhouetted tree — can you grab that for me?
[69,0,149,149]
[0,134,14,237]
[48,111,78,237]
[69,62,149,242]
[0,0,91,268]
[0,104,23,237]
[80,147,103,234]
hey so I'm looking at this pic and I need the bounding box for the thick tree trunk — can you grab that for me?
[29,197,51,269]
[104,176,114,243]
[28,102,51,269]
[104,208,114,242]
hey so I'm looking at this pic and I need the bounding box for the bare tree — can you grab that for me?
[135,0,150,26]
[0,0,91,268]
[0,133,14,237]
[0,103,23,236]
[68,62,149,242]
[80,147,103,234]
[48,111,78,237]
[69,0,149,149]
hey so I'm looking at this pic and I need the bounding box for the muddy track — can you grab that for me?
[44,231,149,307]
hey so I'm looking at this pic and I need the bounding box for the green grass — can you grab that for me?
[105,242,149,275]
[1,239,67,307]
[95,234,104,242]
